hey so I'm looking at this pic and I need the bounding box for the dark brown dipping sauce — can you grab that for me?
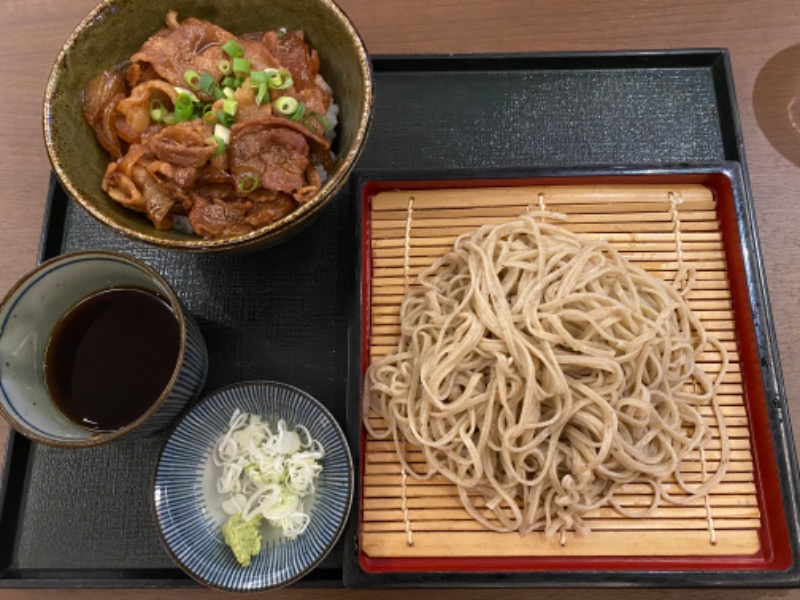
[44,287,181,431]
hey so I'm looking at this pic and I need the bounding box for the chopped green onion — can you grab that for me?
[277,27,287,40]
[216,109,234,128]
[234,76,245,88]
[211,135,227,155]
[214,123,231,144]
[255,82,269,106]
[249,70,268,84]
[221,40,244,58]
[274,96,299,116]
[238,173,260,194]
[174,93,195,122]
[198,72,217,94]
[206,134,228,154]
[223,87,235,99]
[149,98,166,122]
[173,86,200,102]
[221,76,236,88]
[201,103,216,123]
[232,57,250,74]
[269,70,293,90]
[183,70,200,88]
[309,111,333,131]
[150,107,165,122]
[163,112,177,125]
[218,59,232,75]
[214,88,225,100]
[223,98,238,116]
[288,102,306,122]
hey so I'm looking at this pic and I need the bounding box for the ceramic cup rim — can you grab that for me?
[0,249,189,448]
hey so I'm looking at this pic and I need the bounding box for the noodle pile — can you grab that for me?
[365,214,728,538]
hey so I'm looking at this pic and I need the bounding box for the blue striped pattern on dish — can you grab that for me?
[154,381,354,592]
[137,309,208,435]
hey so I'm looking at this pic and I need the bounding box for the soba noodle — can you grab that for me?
[365,214,728,538]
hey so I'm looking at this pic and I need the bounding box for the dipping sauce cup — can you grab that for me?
[0,250,208,447]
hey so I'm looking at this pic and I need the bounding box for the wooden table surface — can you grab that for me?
[1,0,800,597]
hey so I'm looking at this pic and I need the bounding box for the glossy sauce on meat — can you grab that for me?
[84,11,336,240]
[44,287,180,431]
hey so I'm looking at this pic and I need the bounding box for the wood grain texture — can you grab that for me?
[363,185,759,559]
[0,0,799,596]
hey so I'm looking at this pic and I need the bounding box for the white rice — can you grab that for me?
[316,74,339,142]
[315,73,332,94]
[325,101,339,142]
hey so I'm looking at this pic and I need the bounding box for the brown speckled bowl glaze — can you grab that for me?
[44,0,373,252]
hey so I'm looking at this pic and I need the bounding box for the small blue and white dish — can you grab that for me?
[153,381,354,592]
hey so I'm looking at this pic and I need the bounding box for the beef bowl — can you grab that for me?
[44,0,373,252]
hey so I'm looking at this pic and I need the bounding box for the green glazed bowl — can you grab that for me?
[44,0,373,252]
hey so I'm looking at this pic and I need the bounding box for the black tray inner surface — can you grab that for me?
[0,51,736,585]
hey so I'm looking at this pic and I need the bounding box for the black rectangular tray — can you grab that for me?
[1,50,796,588]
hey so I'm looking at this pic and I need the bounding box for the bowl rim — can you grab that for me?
[152,379,355,592]
[0,249,190,448]
[42,0,374,252]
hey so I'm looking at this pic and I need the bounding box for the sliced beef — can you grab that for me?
[131,12,234,99]
[245,191,297,228]
[86,15,336,240]
[241,39,280,71]
[188,195,254,237]
[116,80,178,139]
[102,163,146,212]
[144,120,215,168]
[130,166,176,229]
[125,62,161,88]
[262,30,319,91]
[233,82,273,124]
[229,120,309,194]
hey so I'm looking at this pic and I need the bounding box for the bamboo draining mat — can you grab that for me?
[362,184,761,559]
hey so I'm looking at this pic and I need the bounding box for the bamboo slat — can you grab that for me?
[361,184,761,560]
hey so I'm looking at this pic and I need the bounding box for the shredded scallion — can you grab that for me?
[213,410,324,543]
